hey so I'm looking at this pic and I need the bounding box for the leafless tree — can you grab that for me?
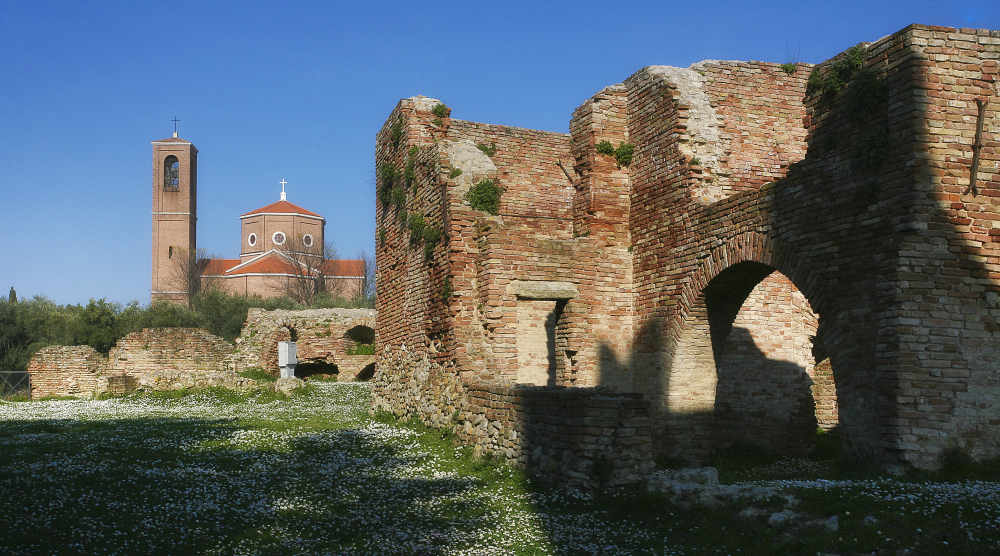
[357,250,376,306]
[169,248,222,306]
[275,238,334,306]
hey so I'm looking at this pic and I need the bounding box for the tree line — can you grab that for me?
[0,287,376,375]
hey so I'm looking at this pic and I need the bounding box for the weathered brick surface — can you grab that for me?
[228,308,377,381]
[375,24,1000,474]
[372,346,655,490]
[27,346,106,399]
[27,328,243,398]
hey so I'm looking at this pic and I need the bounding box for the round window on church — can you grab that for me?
[248,233,257,247]
[302,234,314,248]
[272,231,286,246]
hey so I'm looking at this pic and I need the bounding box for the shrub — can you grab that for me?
[422,227,442,260]
[431,103,448,118]
[614,143,635,168]
[449,168,463,179]
[392,185,406,209]
[853,128,889,171]
[596,140,615,156]
[780,62,797,75]
[466,178,502,215]
[407,213,426,243]
[378,163,398,205]
[477,142,497,157]
[389,116,404,147]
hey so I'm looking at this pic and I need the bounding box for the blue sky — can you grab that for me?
[2,0,998,306]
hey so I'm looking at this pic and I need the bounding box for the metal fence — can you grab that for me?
[0,371,30,399]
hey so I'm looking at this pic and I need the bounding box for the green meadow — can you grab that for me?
[1,383,998,555]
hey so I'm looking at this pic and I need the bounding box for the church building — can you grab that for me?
[151,131,365,304]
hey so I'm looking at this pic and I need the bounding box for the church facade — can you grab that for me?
[151,133,364,304]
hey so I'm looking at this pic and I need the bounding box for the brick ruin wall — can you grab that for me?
[27,346,107,399]
[27,328,240,399]
[227,308,377,381]
[375,24,1000,478]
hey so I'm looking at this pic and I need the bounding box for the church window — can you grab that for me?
[163,156,179,188]
[248,233,257,247]
[302,234,314,248]
[272,231,286,246]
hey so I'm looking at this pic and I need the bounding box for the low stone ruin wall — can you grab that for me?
[27,346,107,399]
[107,328,233,375]
[27,328,242,399]
[373,346,656,490]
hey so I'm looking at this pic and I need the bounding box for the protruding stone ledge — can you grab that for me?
[506,280,579,299]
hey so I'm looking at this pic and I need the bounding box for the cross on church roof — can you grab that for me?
[280,179,287,201]
[172,116,180,138]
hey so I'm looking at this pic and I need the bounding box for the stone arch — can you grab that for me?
[650,232,841,461]
[355,362,376,381]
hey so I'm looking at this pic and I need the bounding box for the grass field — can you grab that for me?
[1,383,999,555]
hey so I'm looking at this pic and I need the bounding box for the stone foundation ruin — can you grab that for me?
[26,308,377,399]
[373,24,1000,486]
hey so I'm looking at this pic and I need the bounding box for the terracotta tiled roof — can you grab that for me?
[241,200,323,218]
[230,256,305,275]
[319,259,365,277]
[200,259,241,276]
[153,137,192,143]
[200,252,364,278]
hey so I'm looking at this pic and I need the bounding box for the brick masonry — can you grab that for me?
[227,308,377,381]
[375,24,1000,476]
[27,328,239,399]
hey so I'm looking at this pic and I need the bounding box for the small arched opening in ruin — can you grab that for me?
[662,261,837,461]
[342,325,375,354]
[355,362,376,382]
[295,362,339,380]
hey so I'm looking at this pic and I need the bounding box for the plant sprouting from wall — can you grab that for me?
[432,103,448,118]
[392,185,406,210]
[441,276,451,301]
[466,178,502,215]
[449,168,463,179]
[404,148,418,193]
[853,128,889,172]
[780,63,797,75]
[432,118,444,127]
[596,140,635,168]
[407,213,426,245]
[422,227,442,260]
[845,70,887,121]
[807,45,867,96]
[378,163,398,206]
[390,116,404,148]
[477,142,497,157]
[614,143,635,167]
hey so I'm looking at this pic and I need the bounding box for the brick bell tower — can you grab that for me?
[151,126,198,303]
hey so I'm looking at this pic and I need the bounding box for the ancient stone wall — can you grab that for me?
[27,328,244,398]
[372,346,655,490]
[376,24,1000,477]
[107,328,232,375]
[228,308,377,381]
[27,346,106,399]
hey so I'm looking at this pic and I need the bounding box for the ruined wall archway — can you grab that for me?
[643,232,846,461]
